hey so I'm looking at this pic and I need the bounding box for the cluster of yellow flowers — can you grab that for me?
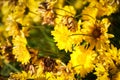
[0,0,120,80]
[52,0,120,79]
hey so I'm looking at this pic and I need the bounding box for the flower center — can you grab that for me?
[92,27,102,39]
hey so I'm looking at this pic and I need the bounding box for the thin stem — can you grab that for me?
[69,33,91,36]
[81,14,96,20]
[74,14,82,18]
[72,65,81,69]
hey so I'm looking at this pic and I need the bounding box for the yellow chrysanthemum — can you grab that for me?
[88,0,118,17]
[11,2,26,20]
[9,71,45,80]
[12,31,31,64]
[93,45,120,80]
[45,72,74,80]
[112,72,120,80]
[6,15,20,36]
[95,51,117,77]
[52,5,84,52]
[9,71,33,80]
[45,66,75,80]
[96,3,117,17]
[52,20,82,52]
[51,25,73,52]
[81,18,114,50]
[18,0,40,25]
[105,44,120,65]
[69,46,97,77]
[104,45,120,76]
[9,71,27,80]
[94,63,110,80]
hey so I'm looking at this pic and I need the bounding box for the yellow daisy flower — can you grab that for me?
[69,46,97,77]
[94,63,110,80]
[52,5,84,52]
[96,3,117,17]
[95,53,116,79]
[6,16,20,36]
[112,72,120,80]
[88,0,118,17]
[81,18,114,50]
[51,25,73,52]
[94,45,120,80]
[9,70,46,80]
[12,31,31,64]
[52,20,82,52]
[106,44,120,65]
[9,71,28,80]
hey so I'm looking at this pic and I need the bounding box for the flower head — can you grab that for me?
[81,18,114,50]
[69,46,97,77]
[12,31,31,64]
[51,25,73,52]
[52,20,82,52]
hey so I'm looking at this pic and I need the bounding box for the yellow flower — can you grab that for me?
[12,31,31,64]
[104,45,120,76]
[112,72,120,80]
[88,0,118,17]
[52,20,82,52]
[81,18,114,50]
[69,46,97,77]
[9,71,29,80]
[45,67,75,80]
[106,44,120,65]
[94,63,110,80]
[51,25,73,52]
[52,5,84,52]
[87,43,118,80]
[94,45,120,80]
[96,3,116,17]
[52,4,83,52]
[1,1,11,22]
[11,2,26,20]
[6,15,20,36]
[9,71,45,80]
